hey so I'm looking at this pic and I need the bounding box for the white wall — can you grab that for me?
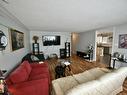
[112,24,127,57]
[76,31,96,61]
[30,31,71,57]
[0,6,30,73]
[110,24,127,68]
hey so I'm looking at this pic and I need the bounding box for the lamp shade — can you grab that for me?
[0,70,8,95]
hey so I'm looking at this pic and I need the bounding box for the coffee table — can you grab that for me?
[61,61,71,71]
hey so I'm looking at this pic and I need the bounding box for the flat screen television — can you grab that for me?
[42,35,60,46]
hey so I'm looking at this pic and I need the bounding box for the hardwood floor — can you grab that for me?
[47,55,127,95]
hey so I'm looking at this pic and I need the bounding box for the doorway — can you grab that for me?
[96,31,113,65]
[71,33,79,55]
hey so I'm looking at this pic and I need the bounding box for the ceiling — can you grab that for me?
[1,0,127,32]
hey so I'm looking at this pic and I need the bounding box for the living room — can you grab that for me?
[0,0,127,95]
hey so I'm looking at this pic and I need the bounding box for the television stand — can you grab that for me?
[77,51,90,60]
[60,49,66,59]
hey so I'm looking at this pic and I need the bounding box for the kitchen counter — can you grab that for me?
[97,43,112,48]
[97,43,112,55]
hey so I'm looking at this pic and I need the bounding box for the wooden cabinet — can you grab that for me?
[32,43,39,54]
[60,42,70,59]
[77,51,90,60]
[60,49,66,58]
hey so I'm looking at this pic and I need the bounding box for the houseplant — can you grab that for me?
[87,44,93,61]
[33,36,39,43]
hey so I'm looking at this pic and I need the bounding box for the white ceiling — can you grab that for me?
[1,0,127,32]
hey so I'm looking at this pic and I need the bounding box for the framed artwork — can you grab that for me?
[119,34,127,49]
[10,28,24,51]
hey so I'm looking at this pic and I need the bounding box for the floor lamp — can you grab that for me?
[0,70,9,95]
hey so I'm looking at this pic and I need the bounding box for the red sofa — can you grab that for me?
[6,61,50,95]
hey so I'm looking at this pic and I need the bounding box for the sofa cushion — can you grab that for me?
[73,70,95,84]
[114,67,127,76]
[73,68,110,84]
[97,72,124,94]
[30,62,48,68]
[9,65,28,83]
[29,73,49,80]
[30,67,49,76]
[21,61,32,75]
[52,76,79,93]
[66,80,102,95]
[87,68,108,79]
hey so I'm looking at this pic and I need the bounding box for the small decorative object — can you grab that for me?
[0,30,7,51]
[113,52,119,58]
[33,36,39,43]
[87,44,93,61]
[10,28,24,51]
[65,42,70,58]
[88,44,93,53]
[119,34,127,49]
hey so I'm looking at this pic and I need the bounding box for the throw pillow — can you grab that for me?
[10,66,28,83]
[21,61,32,75]
[31,55,40,62]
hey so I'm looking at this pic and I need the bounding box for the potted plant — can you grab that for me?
[33,36,39,43]
[87,44,93,61]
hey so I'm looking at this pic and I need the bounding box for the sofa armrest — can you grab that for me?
[9,78,49,95]
[52,81,64,95]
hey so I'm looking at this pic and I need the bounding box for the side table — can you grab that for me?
[63,61,71,71]
[110,57,127,69]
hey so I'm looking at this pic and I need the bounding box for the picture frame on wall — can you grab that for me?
[10,28,24,51]
[119,34,127,49]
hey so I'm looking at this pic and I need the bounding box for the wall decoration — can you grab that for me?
[119,34,127,49]
[10,29,24,51]
[0,30,7,51]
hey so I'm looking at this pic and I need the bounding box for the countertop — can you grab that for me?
[97,43,112,48]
